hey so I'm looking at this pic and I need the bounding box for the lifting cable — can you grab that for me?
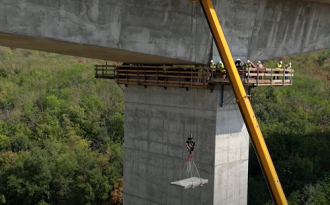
[249,85,272,100]
[242,85,275,204]
[191,0,212,62]
[234,107,275,205]
[191,1,198,62]
[221,85,273,106]
[178,84,201,181]
[113,80,124,92]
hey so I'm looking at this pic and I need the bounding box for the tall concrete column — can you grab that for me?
[123,85,249,205]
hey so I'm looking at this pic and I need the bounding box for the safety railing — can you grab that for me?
[95,65,211,88]
[242,68,294,86]
[94,64,294,88]
[94,63,116,79]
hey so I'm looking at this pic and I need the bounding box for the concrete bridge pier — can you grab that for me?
[123,85,249,205]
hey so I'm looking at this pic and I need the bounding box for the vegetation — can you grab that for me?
[1,46,330,204]
[249,50,330,204]
[0,47,124,204]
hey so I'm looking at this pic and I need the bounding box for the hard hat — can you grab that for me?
[247,60,251,63]
[258,61,261,64]
[279,61,283,64]
[237,59,241,61]
[211,60,214,63]
[219,61,222,64]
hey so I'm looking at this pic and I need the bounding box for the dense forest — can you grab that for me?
[0,47,124,205]
[249,51,330,204]
[0,46,329,204]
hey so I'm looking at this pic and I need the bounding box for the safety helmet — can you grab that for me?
[247,60,251,63]
[211,60,214,63]
[279,61,283,64]
[219,61,222,64]
[237,59,241,61]
[257,61,261,64]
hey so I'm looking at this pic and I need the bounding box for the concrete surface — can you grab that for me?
[1,0,330,64]
[0,0,212,64]
[305,0,330,4]
[213,0,330,62]
[0,32,193,65]
[123,85,249,204]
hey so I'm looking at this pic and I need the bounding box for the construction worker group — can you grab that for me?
[208,59,226,79]
[207,59,292,79]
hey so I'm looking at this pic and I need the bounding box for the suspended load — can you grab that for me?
[171,135,208,189]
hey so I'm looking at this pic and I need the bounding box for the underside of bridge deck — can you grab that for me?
[0,32,191,65]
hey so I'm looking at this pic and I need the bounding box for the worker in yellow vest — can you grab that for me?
[244,60,252,70]
[274,60,283,79]
[217,61,226,78]
[210,60,216,68]
[276,61,283,68]
[197,65,204,83]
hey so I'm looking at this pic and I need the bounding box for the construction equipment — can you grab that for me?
[171,135,208,189]
[195,0,288,204]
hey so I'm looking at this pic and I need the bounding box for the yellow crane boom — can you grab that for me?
[196,0,288,204]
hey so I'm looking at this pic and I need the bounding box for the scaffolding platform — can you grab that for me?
[94,64,294,89]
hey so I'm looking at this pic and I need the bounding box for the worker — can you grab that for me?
[274,60,283,80]
[162,66,168,82]
[257,61,264,69]
[217,61,226,78]
[245,60,252,70]
[197,65,203,83]
[186,136,195,155]
[276,61,283,68]
[234,59,244,79]
[210,60,216,78]
[285,62,291,80]
[286,62,291,69]
[210,60,216,68]
[235,59,242,69]
[163,67,168,72]
[244,60,253,79]
[257,61,264,79]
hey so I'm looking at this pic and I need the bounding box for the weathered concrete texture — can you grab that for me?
[0,32,192,64]
[0,0,212,64]
[2,0,330,64]
[305,0,330,4]
[123,85,249,204]
[213,0,330,62]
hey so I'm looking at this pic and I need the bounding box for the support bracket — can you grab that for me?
[235,95,250,104]
[220,84,224,107]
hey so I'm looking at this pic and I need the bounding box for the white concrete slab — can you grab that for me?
[171,177,209,189]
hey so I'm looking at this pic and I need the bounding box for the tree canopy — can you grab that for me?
[249,50,330,204]
[0,47,123,205]
[1,46,330,204]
